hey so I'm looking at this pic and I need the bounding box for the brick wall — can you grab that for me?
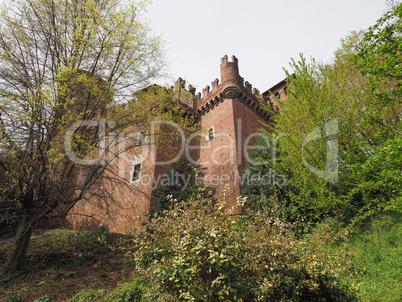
[61,55,284,233]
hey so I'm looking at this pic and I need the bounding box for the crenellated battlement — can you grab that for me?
[194,55,261,106]
[211,78,219,90]
[174,77,186,91]
[202,85,210,96]
[220,54,238,66]
[220,55,240,86]
[174,55,271,122]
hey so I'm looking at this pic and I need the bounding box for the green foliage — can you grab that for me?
[310,213,402,302]
[245,53,351,222]
[33,296,52,302]
[244,27,402,226]
[67,279,150,302]
[4,292,22,302]
[0,229,132,274]
[344,138,402,223]
[242,135,295,220]
[0,0,169,275]
[150,157,214,218]
[102,280,148,302]
[134,194,357,301]
[357,3,402,105]
[346,214,402,302]
[69,287,105,302]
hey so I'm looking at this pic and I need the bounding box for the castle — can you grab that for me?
[65,55,287,233]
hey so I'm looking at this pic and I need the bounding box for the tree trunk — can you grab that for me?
[1,210,33,276]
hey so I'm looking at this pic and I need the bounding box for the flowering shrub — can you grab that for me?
[133,194,357,301]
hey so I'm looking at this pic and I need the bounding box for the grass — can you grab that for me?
[306,212,402,302]
[338,212,402,302]
[0,229,136,302]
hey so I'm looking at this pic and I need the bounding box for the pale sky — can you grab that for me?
[146,0,388,93]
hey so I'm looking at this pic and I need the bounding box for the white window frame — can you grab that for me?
[131,156,144,183]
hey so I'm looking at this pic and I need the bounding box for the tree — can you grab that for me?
[242,135,296,220]
[244,30,402,224]
[386,0,401,9]
[149,157,215,219]
[356,3,402,135]
[0,0,168,275]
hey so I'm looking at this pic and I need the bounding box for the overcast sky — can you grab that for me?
[145,0,388,93]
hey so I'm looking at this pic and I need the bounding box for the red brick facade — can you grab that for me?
[65,55,285,233]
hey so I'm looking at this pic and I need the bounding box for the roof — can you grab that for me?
[262,79,287,97]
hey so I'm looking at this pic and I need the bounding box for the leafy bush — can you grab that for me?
[301,212,402,302]
[103,280,147,302]
[345,138,402,223]
[68,280,149,302]
[342,213,402,302]
[33,296,52,302]
[68,288,105,302]
[134,194,357,301]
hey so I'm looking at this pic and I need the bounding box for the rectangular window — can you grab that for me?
[132,163,141,182]
[208,127,215,141]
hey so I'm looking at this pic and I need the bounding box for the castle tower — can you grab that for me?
[193,55,273,211]
[62,55,279,233]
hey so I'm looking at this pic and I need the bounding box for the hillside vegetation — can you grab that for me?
[0,202,400,301]
[1,3,402,302]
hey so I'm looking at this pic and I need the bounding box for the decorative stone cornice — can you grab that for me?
[184,91,271,123]
[222,85,241,99]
